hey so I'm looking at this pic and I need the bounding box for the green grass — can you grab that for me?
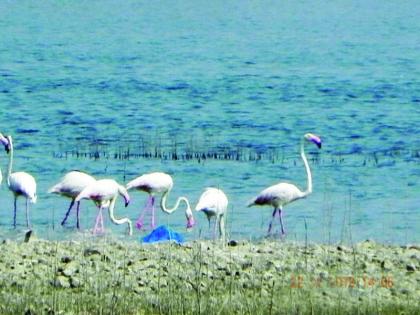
[0,238,418,315]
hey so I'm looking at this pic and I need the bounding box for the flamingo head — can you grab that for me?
[304,133,322,149]
[185,206,195,230]
[0,134,11,153]
[118,185,131,207]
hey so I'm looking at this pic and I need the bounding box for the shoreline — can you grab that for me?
[0,234,418,314]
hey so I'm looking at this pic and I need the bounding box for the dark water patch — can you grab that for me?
[16,128,39,134]
[165,82,190,91]
[14,142,34,150]
[244,61,256,65]
[411,97,420,103]
[0,72,14,78]
[336,144,363,155]
[247,95,264,101]
[62,118,81,126]
[57,110,74,116]
[96,80,111,90]
[373,92,385,101]
[376,160,396,168]
[318,87,339,96]
[96,117,115,124]
[1,89,9,93]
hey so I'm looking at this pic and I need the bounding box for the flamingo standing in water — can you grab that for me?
[195,187,228,241]
[126,172,195,231]
[248,133,322,236]
[75,179,133,235]
[48,171,96,229]
[0,133,37,228]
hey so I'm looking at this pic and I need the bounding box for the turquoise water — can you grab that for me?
[0,1,419,243]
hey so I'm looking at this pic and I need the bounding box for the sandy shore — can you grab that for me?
[0,233,418,314]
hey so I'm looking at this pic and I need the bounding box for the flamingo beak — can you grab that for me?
[307,134,322,149]
[186,216,195,230]
[124,196,130,207]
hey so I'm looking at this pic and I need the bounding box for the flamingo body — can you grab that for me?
[196,187,228,219]
[195,187,228,240]
[248,183,303,209]
[48,170,96,228]
[9,171,37,203]
[126,172,173,194]
[49,171,95,198]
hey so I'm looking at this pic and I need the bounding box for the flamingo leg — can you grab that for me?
[26,198,30,228]
[99,208,105,233]
[76,201,81,230]
[61,199,75,226]
[150,196,156,229]
[136,195,153,230]
[279,208,286,236]
[219,215,225,242]
[93,207,104,235]
[213,217,218,240]
[267,208,278,234]
[13,196,17,229]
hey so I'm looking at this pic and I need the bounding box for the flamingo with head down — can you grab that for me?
[126,172,195,231]
[75,178,133,235]
[195,187,228,241]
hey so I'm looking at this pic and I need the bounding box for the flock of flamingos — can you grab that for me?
[0,132,322,240]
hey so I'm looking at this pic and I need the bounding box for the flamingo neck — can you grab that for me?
[107,196,133,235]
[161,190,195,228]
[160,190,190,214]
[300,139,312,198]
[7,136,13,186]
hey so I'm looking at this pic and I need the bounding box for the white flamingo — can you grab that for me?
[75,179,133,235]
[0,133,37,228]
[48,171,96,229]
[195,187,228,241]
[126,172,195,231]
[248,133,322,236]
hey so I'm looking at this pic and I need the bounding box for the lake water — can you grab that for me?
[0,0,419,244]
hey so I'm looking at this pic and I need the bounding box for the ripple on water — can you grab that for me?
[16,128,39,134]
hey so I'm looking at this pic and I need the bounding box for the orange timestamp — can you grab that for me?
[290,274,393,289]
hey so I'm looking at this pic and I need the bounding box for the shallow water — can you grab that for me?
[0,0,419,243]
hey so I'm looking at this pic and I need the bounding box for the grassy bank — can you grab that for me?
[0,234,418,314]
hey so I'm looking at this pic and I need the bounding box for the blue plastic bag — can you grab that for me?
[142,225,185,244]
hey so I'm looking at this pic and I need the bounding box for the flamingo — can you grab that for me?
[75,179,133,235]
[126,172,195,231]
[248,133,322,236]
[48,171,96,229]
[195,187,228,241]
[0,133,37,228]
